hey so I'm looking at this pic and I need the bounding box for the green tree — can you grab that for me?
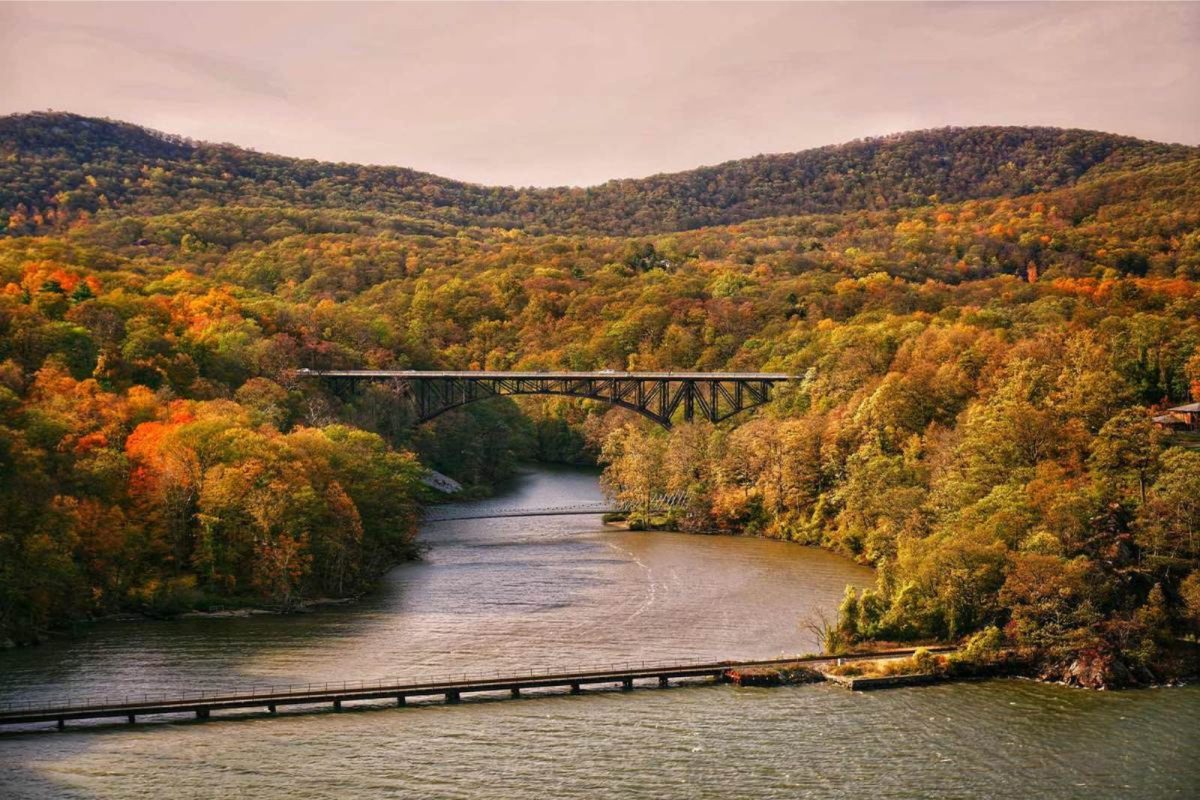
[1089,408,1163,504]
[1137,449,1200,561]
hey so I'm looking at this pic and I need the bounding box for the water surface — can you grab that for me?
[1,466,1196,799]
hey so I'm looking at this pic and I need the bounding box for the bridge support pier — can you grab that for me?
[658,676,670,688]
[570,682,581,695]
[57,718,64,731]
[511,688,521,698]
[445,690,461,705]
[333,699,342,712]
[195,708,209,720]
[397,696,406,707]
[622,678,634,691]
[267,704,276,715]
[127,714,135,725]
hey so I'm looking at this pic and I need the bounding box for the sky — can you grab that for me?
[1,1,1197,187]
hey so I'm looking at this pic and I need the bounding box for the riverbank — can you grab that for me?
[0,466,871,701]
[1,594,379,649]
[873,637,1199,690]
[7,468,607,648]
[601,513,1200,691]
[4,465,1198,799]
[731,644,1199,693]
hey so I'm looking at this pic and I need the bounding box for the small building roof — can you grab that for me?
[1153,414,1182,424]
[1168,402,1200,413]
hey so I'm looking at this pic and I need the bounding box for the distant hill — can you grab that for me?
[2,112,1199,653]
[2,111,1196,236]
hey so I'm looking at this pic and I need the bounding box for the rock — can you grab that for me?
[421,469,463,494]
[1045,650,1151,690]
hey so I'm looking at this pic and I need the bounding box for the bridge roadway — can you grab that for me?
[299,370,790,380]
[297,369,793,428]
[0,647,953,731]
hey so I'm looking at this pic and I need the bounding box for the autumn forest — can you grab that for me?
[2,112,1199,686]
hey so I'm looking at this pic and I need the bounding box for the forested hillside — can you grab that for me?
[1,114,1198,685]
[3,112,1195,236]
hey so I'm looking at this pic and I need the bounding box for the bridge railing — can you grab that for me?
[0,655,799,716]
[0,646,958,719]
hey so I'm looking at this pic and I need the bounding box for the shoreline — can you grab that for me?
[6,511,847,649]
[3,590,382,649]
[603,514,1200,691]
[10,505,1195,693]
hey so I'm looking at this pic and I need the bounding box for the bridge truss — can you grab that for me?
[296,370,791,428]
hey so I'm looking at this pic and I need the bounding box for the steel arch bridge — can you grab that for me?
[296,370,792,428]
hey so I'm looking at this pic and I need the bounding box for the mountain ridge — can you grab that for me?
[2,111,1197,236]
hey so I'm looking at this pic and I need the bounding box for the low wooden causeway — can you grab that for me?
[0,648,951,732]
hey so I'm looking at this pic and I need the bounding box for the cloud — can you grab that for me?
[1,1,1196,186]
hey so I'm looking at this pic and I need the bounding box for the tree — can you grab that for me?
[235,377,291,429]
[1137,449,1200,561]
[1181,571,1200,639]
[1187,346,1200,401]
[1089,408,1164,504]
[999,554,1101,655]
[599,423,667,520]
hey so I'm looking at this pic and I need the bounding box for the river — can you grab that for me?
[1,466,1197,798]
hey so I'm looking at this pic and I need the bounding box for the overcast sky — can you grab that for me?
[1,1,1197,187]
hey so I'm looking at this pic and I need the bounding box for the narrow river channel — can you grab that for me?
[1,466,1197,798]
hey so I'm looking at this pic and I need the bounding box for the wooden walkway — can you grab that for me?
[0,648,952,732]
[423,493,685,522]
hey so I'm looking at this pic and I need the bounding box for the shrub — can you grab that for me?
[912,647,938,673]
[128,575,201,617]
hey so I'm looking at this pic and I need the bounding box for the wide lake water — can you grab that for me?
[1,466,1197,798]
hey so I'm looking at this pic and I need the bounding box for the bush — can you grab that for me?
[957,625,1005,663]
[912,647,937,673]
[128,575,201,617]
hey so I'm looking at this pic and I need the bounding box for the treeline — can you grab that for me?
[0,245,536,643]
[0,368,426,638]
[3,113,1195,237]
[1,116,1198,669]
[17,156,1194,381]
[598,299,1200,685]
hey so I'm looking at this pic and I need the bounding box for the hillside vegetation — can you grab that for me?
[1,114,1198,685]
[3,112,1195,236]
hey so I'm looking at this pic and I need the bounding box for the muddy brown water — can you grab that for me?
[1,467,1196,798]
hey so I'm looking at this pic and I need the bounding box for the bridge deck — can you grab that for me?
[296,369,792,380]
[0,648,953,731]
[295,369,792,428]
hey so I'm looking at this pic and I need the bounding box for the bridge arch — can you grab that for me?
[297,370,791,429]
[417,391,674,427]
